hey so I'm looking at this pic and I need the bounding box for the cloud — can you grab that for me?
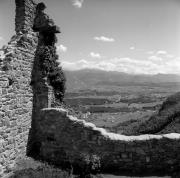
[72,0,84,8]
[90,52,102,59]
[130,46,135,50]
[0,37,4,41]
[94,36,115,42]
[62,59,89,70]
[57,44,67,52]
[157,50,167,55]
[62,56,180,74]
[148,50,175,59]
[62,58,152,73]
[148,56,163,64]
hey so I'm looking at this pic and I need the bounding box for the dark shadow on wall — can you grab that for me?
[26,35,47,159]
[10,157,73,178]
[26,2,66,160]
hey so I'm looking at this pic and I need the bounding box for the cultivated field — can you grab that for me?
[64,72,180,135]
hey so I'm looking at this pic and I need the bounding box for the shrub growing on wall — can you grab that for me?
[39,45,66,102]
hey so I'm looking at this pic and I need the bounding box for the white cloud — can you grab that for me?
[57,44,67,52]
[62,59,89,70]
[62,56,180,74]
[94,36,115,42]
[148,50,175,59]
[148,56,163,64]
[90,52,102,59]
[130,46,135,50]
[157,50,167,55]
[0,37,4,41]
[72,0,84,8]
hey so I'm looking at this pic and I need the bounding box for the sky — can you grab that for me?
[0,0,180,74]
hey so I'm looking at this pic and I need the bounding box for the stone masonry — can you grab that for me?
[0,0,38,176]
[37,108,180,176]
[0,0,65,176]
[27,1,65,158]
[1,0,180,177]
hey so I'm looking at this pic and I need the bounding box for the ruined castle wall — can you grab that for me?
[37,108,180,175]
[15,0,37,33]
[1,0,180,177]
[0,0,38,175]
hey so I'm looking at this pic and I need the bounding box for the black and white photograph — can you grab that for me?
[0,0,180,177]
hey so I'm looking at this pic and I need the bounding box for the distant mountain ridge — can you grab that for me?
[64,69,180,91]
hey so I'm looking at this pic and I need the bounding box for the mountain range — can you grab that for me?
[64,69,180,91]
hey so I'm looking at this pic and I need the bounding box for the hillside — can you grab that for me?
[123,92,180,135]
[64,69,180,91]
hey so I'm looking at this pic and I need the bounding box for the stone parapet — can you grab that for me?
[36,108,180,176]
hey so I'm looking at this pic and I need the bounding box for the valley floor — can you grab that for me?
[64,83,180,135]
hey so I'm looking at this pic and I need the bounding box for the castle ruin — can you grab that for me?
[0,0,180,177]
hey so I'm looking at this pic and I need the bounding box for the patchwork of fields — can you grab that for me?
[64,78,180,134]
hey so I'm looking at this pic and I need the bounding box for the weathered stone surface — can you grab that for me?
[34,108,180,175]
[27,2,65,158]
[1,0,180,177]
[15,0,37,33]
[0,0,38,176]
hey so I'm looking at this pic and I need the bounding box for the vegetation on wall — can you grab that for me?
[39,45,66,102]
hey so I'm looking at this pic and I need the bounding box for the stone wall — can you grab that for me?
[15,0,37,33]
[27,1,66,158]
[0,0,38,176]
[36,108,180,176]
[0,0,65,176]
[1,0,180,177]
